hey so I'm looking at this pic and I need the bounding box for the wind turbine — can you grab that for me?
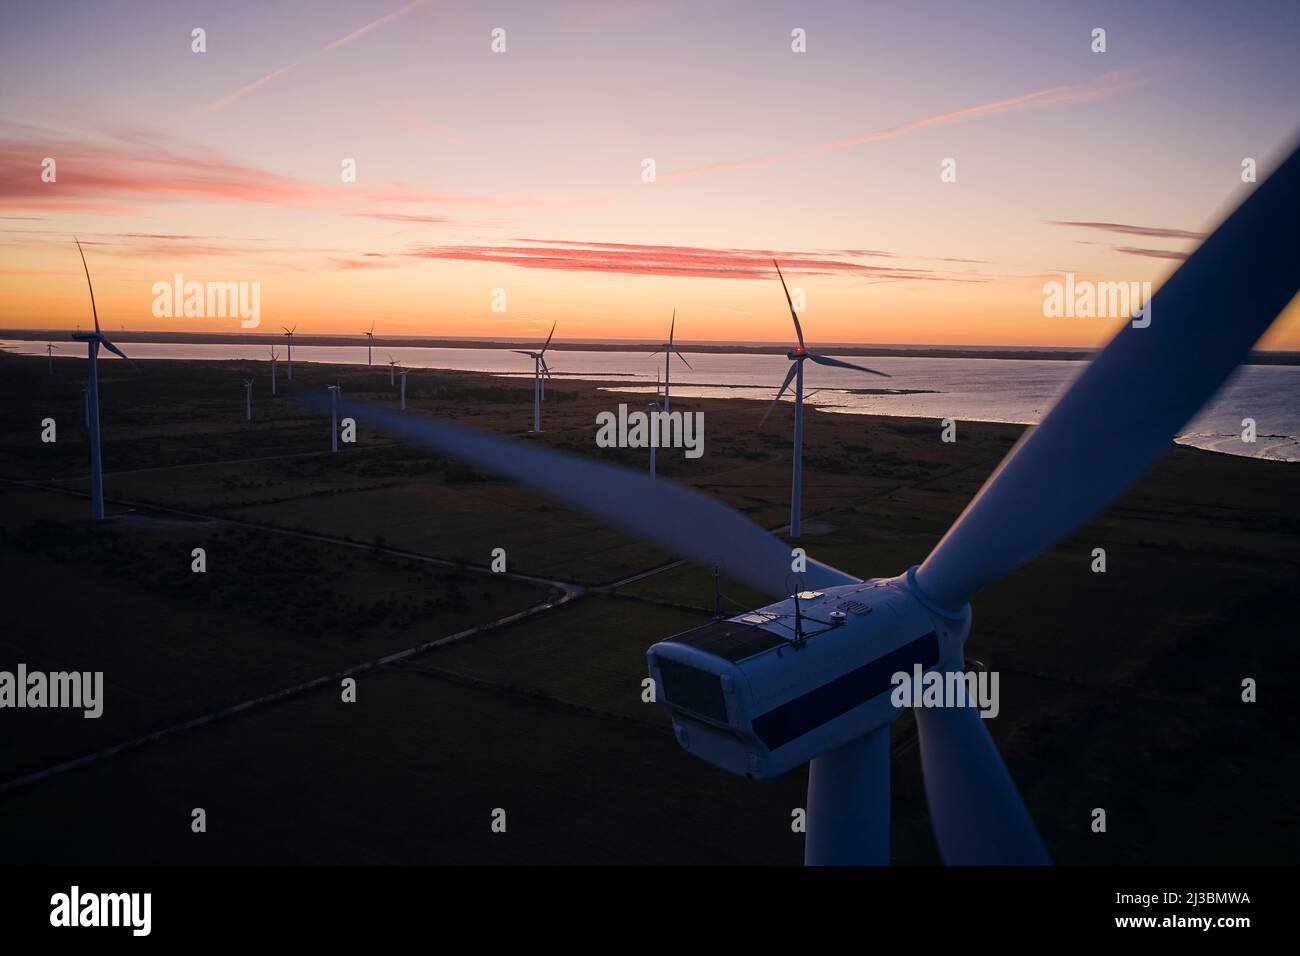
[269,347,279,396]
[398,368,409,410]
[282,326,296,379]
[387,353,400,386]
[46,342,58,375]
[649,310,691,413]
[649,371,661,479]
[311,141,1300,865]
[513,322,556,433]
[69,237,135,522]
[327,384,342,453]
[243,379,253,421]
[364,321,376,366]
[762,260,888,538]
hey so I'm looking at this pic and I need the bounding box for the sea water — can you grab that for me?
[7,340,1296,462]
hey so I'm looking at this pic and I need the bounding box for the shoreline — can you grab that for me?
[4,329,1299,366]
[8,347,1292,464]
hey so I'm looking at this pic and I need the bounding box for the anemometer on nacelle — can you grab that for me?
[647,575,970,780]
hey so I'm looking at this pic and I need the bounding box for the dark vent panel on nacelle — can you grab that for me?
[837,600,872,615]
[657,658,728,724]
[666,618,788,663]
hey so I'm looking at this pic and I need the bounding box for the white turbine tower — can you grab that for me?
[243,379,253,421]
[46,342,59,375]
[762,260,888,538]
[649,310,691,413]
[327,384,342,453]
[69,237,134,522]
[282,325,297,379]
[269,347,279,396]
[648,372,661,479]
[398,368,409,410]
[364,320,375,366]
[387,354,399,385]
[513,322,555,433]
[313,141,1300,865]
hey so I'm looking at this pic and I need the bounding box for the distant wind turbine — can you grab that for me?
[283,325,297,379]
[365,321,376,366]
[761,260,888,538]
[649,310,691,413]
[70,237,136,521]
[327,384,342,452]
[46,342,58,375]
[649,371,661,479]
[513,323,556,433]
[387,353,400,385]
[243,379,253,420]
[398,368,409,410]
[269,346,279,396]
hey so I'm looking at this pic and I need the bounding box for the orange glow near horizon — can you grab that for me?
[4,2,1300,350]
[6,248,1298,350]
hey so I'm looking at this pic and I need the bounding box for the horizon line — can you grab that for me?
[3,327,1298,355]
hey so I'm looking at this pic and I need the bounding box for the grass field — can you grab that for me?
[0,350,1296,864]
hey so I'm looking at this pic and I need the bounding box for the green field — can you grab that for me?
[0,350,1296,864]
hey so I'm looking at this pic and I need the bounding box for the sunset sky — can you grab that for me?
[3,0,1299,347]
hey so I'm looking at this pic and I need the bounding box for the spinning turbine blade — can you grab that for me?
[75,239,136,369]
[808,352,888,378]
[302,398,859,598]
[914,140,1300,614]
[74,238,100,334]
[96,333,131,362]
[915,704,1050,865]
[760,364,799,425]
[773,260,806,349]
[542,322,556,352]
[673,349,693,370]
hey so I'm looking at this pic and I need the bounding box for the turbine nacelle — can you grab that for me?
[647,573,970,780]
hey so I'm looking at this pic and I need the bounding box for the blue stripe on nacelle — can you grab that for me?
[751,631,939,750]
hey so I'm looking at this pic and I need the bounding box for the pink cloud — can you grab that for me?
[0,125,566,214]
[407,240,991,282]
[1050,220,1206,240]
[204,65,297,113]
[205,1,431,112]
[352,212,461,224]
[664,67,1154,180]
[324,0,429,51]
[1113,246,1190,261]
[326,255,408,270]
